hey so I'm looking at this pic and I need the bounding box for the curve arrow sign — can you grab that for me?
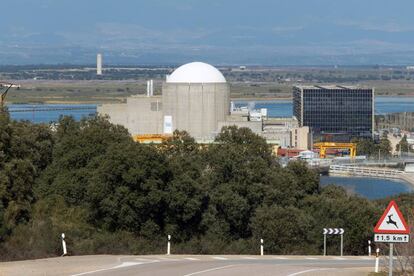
[323,228,345,235]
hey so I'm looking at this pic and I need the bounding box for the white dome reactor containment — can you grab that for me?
[166,62,227,84]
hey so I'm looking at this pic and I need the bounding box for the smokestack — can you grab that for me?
[147,80,154,97]
[150,80,154,96]
[97,53,102,75]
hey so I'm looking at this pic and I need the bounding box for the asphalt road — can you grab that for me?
[0,255,376,276]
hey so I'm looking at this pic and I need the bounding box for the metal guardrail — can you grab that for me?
[329,165,404,178]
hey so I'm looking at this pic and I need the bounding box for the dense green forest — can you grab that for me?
[0,111,412,261]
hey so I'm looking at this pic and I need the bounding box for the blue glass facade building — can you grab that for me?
[293,85,374,140]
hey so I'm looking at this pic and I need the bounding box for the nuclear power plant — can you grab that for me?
[98,61,311,148]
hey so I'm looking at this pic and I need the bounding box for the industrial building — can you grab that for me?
[99,62,230,141]
[293,85,374,141]
[99,62,311,149]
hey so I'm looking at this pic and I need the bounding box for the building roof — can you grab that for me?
[166,62,227,84]
[294,85,367,90]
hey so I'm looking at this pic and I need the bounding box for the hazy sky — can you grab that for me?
[1,0,414,64]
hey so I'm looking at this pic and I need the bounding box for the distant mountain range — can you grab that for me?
[2,0,414,66]
[2,45,414,66]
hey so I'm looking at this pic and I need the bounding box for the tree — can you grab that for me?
[0,195,94,260]
[0,112,54,240]
[285,160,319,196]
[36,116,132,205]
[86,142,170,234]
[301,185,380,255]
[352,138,377,157]
[251,204,313,254]
[214,126,273,164]
[200,126,278,239]
[162,131,206,240]
[378,133,392,158]
[0,115,403,259]
[396,135,409,153]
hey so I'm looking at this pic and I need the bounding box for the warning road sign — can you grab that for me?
[374,200,409,235]
[374,201,410,276]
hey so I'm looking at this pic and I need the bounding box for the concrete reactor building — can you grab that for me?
[98,62,230,141]
[163,62,230,139]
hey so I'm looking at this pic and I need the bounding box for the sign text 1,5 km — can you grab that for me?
[374,234,409,243]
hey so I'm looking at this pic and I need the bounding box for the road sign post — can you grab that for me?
[373,200,410,276]
[61,233,67,256]
[368,240,371,256]
[322,228,344,256]
[167,235,171,255]
[389,243,393,276]
[375,248,380,273]
[260,239,264,256]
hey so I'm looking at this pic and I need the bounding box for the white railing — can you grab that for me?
[329,165,404,179]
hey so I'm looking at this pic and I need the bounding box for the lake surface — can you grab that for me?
[8,96,414,123]
[320,176,414,200]
[8,104,96,123]
[235,96,414,117]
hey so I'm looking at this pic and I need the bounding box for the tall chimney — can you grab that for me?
[150,80,154,96]
[97,53,102,75]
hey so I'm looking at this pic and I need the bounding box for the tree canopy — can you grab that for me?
[1,114,410,260]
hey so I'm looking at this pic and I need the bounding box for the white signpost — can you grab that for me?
[373,200,410,276]
[368,240,371,256]
[323,228,344,256]
[260,239,264,256]
[167,235,171,255]
[61,233,67,256]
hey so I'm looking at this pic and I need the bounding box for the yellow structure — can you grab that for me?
[314,142,356,158]
[132,134,171,144]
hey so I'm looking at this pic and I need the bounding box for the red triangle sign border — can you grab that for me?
[374,200,410,234]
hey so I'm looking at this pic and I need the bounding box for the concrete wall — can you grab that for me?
[291,126,311,150]
[97,103,128,127]
[97,96,163,136]
[218,120,262,134]
[126,96,163,135]
[162,83,230,139]
[262,131,290,148]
